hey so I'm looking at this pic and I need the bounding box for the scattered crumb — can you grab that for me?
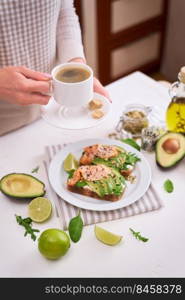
[126,175,136,184]
[108,132,120,140]
[92,109,104,119]
[88,99,103,110]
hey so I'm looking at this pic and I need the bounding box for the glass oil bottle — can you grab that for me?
[166,66,185,132]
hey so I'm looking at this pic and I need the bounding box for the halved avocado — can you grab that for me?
[0,173,45,199]
[156,132,185,168]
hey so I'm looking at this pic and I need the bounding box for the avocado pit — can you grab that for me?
[162,138,180,154]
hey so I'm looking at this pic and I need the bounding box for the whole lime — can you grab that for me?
[38,229,70,260]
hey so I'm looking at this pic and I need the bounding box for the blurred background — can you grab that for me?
[74,0,184,85]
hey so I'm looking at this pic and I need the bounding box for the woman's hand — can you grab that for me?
[69,57,111,102]
[93,77,111,102]
[0,66,51,105]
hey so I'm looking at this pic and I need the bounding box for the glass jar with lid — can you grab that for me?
[115,104,151,138]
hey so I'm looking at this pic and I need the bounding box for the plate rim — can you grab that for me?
[48,138,152,211]
[41,92,112,130]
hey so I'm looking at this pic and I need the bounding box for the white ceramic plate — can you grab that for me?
[48,138,151,211]
[41,92,111,130]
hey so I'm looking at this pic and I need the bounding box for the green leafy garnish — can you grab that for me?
[75,181,87,188]
[93,152,140,171]
[67,169,75,179]
[164,179,174,193]
[129,228,149,242]
[93,152,126,170]
[125,152,140,165]
[121,138,141,151]
[113,184,123,195]
[68,211,83,243]
[15,215,40,241]
[93,153,125,171]
[31,166,40,173]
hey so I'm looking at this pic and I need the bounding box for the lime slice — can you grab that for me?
[63,153,79,172]
[94,225,122,246]
[28,197,52,223]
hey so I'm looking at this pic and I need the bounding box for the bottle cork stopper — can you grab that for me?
[179,66,185,83]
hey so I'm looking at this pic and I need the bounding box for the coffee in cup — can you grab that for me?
[51,63,93,108]
[55,66,91,83]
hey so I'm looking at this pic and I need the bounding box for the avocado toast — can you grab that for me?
[79,144,140,177]
[67,164,125,201]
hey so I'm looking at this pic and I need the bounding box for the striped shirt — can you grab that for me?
[0,0,85,135]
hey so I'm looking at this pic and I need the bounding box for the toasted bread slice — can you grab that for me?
[67,185,124,202]
[67,164,125,202]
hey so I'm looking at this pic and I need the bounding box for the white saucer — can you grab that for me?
[41,92,111,130]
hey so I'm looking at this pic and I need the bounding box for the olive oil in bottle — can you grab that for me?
[166,67,185,132]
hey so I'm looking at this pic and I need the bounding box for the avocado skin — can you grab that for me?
[156,154,185,169]
[156,132,185,168]
[0,173,46,199]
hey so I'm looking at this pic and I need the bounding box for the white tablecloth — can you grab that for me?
[1,72,185,278]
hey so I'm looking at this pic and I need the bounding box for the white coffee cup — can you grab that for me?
[51,62,93,107]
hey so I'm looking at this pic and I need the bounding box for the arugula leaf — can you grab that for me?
[113,184,123,195]
[31,166,40,173]
[164,179,174,193]
[121,138,141,151]
[15,215,40,241]
[93,153,127,170]
[75,181,87,188]
[129,228,149,242]
[67,169,75,179]
[93,152,140,175]
[125,152,140,165]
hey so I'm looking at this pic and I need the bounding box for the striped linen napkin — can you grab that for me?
[43,144,163,230]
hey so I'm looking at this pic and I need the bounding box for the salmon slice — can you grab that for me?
[67,165,112,186]
[80,144,119,165]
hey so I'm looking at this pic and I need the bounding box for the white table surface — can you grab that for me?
[1,71,185,278]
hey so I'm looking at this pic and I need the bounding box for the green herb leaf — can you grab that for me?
[31,166,40,173]
[68,211,83,243]
[75,181,87,188]
[125,152,140,165]
[164,179,174,193]
[129,228,149,242]
[67,169,75,179]
[15,215,40,241]
[93,152,127,170]
[121,138,141,151]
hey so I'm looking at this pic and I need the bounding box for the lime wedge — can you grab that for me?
[94,225,122,246]
[28,197,52,223]
[63,153,79,172]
